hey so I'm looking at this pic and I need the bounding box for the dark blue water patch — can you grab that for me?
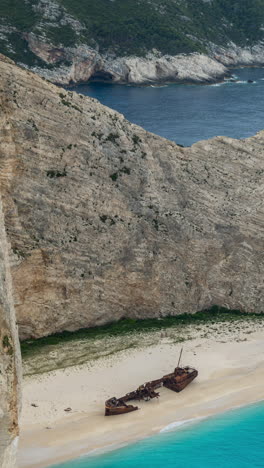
[52,401,264,468]
[69,68,264,146]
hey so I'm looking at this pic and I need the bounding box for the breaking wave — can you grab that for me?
[160,417,205,433]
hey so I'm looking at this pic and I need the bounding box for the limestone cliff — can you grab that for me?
[27,40,264,86]
[0,194,21,466]
[26,36,229,86]
[0,55,263,341]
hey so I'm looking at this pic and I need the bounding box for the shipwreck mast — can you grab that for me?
[177,347,183,368]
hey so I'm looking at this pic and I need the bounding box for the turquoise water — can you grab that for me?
[70,67,264,146]
[52,402,264,468]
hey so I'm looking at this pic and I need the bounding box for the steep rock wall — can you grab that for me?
[25,36,264,86]
[0,196,21,467]
[0,56,263,340]
[26,35,228,85]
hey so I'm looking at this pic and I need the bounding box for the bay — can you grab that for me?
[70,68,264,147]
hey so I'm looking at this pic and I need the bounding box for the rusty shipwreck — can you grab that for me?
[105,348,198,416]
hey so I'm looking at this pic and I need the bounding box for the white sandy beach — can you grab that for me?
[18,325,264,468]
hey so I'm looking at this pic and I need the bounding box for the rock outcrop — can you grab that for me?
[0,197,21,467]
[0,56,264,341]
[27,40,264,86]
[27,35,229,85]
[211,42,264,68]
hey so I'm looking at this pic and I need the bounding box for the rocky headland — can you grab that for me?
[27,40,264,86]
[1,0,264,85]
[0,54,263,341]
[25,34,229,86]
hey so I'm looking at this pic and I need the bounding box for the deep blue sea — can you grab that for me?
[53,402,264,468]
[70,67,264,146]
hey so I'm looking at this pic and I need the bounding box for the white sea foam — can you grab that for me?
[213,79,256,86]
[236,80,255,84]
[160,417,205,433]
[210,82,227,87]
[150,85,168,88]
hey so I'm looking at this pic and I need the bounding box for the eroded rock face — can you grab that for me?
[26,35,264,86]
[0,198,21,467]
[211,42,264,67]
[0,56,263,340]
[27,35,228,85]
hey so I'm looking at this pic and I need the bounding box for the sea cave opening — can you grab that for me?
[89,70,114,82]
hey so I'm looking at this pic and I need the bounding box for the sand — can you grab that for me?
[18,325,264,468]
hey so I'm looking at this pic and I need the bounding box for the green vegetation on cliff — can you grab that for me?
[58,0,264,55]
[21,306,264,355]
[0,0,264,65]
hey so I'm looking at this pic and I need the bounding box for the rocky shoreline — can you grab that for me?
[25,36,264,86]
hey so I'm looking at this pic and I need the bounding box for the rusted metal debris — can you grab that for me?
[105,348,198,416]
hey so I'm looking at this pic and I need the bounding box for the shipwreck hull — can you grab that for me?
[105,404,138,416]
[163,369,198,392]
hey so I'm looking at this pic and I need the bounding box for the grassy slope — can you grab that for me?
[1,0,264,65]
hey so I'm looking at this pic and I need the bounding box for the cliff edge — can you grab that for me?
[0,56,263,340]
[0,195,21,467]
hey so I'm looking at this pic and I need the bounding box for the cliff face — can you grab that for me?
[0,191,21,466]
[1,0,264,85]
[26,35,229,86]
[0,56,264,340]
[27,40,264,86]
